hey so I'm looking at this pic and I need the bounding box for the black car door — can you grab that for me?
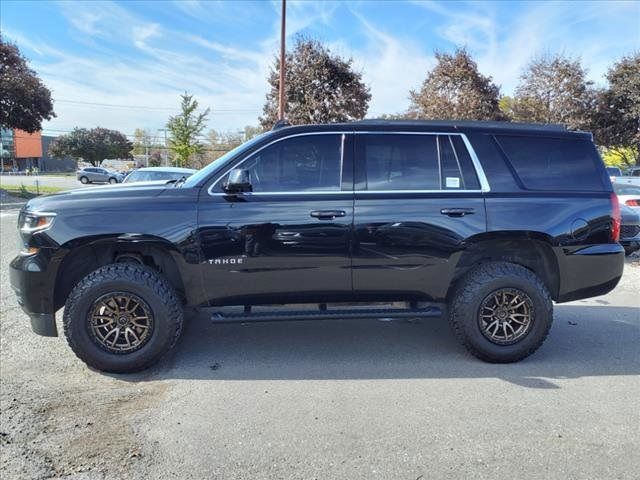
[197,132,354,305]
[352,132,488,301]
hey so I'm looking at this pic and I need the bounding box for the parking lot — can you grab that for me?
[1,197,639,479]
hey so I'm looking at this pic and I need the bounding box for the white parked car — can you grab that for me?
[613,183,640,212]
[123,167,196,183]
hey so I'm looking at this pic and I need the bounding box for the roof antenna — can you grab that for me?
[272,119,290,130]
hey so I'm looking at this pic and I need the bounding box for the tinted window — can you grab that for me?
[496,135,604,191]
[225,134,342,192]
[360,134,480,191]
[450,136,480,189]
[361,134,440,190]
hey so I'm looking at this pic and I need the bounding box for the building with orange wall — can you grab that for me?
[0,129,75,172]
[13,129,43,159]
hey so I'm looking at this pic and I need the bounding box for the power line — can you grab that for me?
[55,99,260,113]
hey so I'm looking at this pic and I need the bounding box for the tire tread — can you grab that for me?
[63,263,183,372]
[449,261,552,363]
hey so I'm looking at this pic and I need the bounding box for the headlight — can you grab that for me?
[19,212,56,234]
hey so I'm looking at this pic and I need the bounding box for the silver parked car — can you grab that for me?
[122,166,196,183]
[77,167,124,184]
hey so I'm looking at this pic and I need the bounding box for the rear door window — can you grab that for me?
[495,135,605,191]
[358,134,481,191]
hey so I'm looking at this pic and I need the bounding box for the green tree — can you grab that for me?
[0,36,55,132]
[132,128,153,155]
[408,48,504,121]
[48,127,132,166]
[511,54,595,129]
[591,53,640,167]
[260,37,371,128]
[166,93,210,167]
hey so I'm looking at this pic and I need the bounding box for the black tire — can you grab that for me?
[108,177,117,184]
[448,261,552,363]
[624,246,639,256]
[63,263,183,373]
[80,176,89,184]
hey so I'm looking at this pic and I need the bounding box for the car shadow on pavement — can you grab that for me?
[120,305,639,389]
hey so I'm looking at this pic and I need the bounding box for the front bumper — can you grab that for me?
[9,250,61,337]
[556,243,625,303]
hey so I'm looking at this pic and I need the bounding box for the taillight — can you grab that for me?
[625,199,639,207]
[611,193,621,242]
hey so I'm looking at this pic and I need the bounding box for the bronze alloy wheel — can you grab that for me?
[88,292,154,354]
[478,288,533,345]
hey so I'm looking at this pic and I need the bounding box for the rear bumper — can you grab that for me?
[9,251,60,337]
[556,243,625,303]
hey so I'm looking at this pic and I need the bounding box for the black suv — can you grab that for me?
[10,121,624,372]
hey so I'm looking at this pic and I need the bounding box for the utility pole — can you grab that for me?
[158,128,168,166]
[278,0,286,121]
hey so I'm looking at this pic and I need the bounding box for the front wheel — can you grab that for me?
[448,261,553,363]
[79,176,89,184]
[63,263,184,373]
[108,177,118,184]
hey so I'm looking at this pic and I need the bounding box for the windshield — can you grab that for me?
[181,132,270,188]
[124,170,192,183]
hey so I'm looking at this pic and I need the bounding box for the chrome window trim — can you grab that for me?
[207,130,490,196]
[435,134,442,189]
[208,131,351,196]
[355,131,490,193]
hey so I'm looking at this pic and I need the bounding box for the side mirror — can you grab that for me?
[224,168,252,193]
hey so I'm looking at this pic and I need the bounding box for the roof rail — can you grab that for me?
[354,119,568,131]
[272,119,291,130]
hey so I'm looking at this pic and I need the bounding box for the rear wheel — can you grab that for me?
[448,261,552,363]
[79,176,89,184]
[63,263,183,373]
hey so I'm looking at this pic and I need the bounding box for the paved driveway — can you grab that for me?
[1,198,638,479]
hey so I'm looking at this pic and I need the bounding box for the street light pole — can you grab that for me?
[278,0,286,121]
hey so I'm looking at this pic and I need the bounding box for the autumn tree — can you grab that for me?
[510,54,595,129]
[260,37,371,128]
[166,93,210,167]
[591,53,640,167]
[408,48,504,121]
[243,125,263,141]
[0,36,55,132]
[48,128,132,166]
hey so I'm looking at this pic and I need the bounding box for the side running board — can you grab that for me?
[211,306,442,323]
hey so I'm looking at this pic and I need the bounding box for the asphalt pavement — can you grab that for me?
[0,197,638,479]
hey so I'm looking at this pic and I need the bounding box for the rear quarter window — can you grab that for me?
[495,135,605,191]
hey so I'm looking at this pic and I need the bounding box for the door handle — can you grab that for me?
[441,208,475,217]
[310,210,346,220]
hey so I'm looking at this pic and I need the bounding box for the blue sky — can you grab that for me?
[2,0,639,139]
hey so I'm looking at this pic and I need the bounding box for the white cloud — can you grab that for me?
[411,0,640,94]
[345,10,434,116]
[5,0,638,135]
